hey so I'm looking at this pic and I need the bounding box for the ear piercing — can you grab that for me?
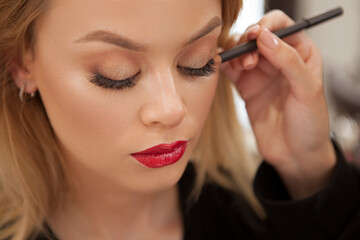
[19,82,36,102]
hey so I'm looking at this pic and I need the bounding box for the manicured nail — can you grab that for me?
[247,24,260,33]
[260,28,279,50]
[247,24,260,40]
[244,55,254,70]
[233,34,241,42]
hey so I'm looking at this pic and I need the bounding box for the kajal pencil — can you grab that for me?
[213,6,343,64]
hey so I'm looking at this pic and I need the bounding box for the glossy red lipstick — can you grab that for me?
[131,141,187,168]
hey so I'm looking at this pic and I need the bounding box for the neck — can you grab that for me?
[48,168,183,240]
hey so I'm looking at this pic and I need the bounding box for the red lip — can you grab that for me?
[131,141,188,168]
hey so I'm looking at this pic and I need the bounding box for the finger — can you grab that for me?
[224,34,241,50]
[238,24,261,70]
[258,10,295,30]
[257,10,312,60]
[256,28,321,102]
[224,35,243,71]
[246,24,261,40]
[220,61,242,84]
[255,55,281,77]
[220,24,262,78]
[223,24,261,70]
[235,68,277,101]
[245,78,290,123]
[219,46,243,83]
[243,51,259,71]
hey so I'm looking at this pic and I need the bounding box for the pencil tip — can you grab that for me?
[209,55,222,65]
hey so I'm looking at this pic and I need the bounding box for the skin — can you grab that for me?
[221,11,336,199]
[16,0,222,239]
[11,0,336,239]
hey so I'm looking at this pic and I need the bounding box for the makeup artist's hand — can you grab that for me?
[220,10,336,200]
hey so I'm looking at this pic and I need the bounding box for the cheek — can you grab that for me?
[34,57,140,162]
[33,50,219,192]
[183,72,219,132]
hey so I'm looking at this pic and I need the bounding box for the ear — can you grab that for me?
[10,51,38,94]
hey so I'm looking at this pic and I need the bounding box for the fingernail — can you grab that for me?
[247,24,260,33]
[244,55,254,70]
[247,24,260,40]
[260,28,279,50]
[233,34,241,42]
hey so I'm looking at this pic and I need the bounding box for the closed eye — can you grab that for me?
[177,59,216,77]
[89,59,215,90]
[89,71,140,90]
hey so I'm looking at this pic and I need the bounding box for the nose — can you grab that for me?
[140,71,185,129]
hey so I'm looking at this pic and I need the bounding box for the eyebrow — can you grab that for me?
[185,16,223,45]
[74,16,223,52]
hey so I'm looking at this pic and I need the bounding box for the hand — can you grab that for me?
[220,10,336,200]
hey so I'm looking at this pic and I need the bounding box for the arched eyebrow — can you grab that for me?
[74,30,145,51]
[73,16,223,52]
[185,16,223,45]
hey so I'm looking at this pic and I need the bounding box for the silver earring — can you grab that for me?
[19,83,36,102]
[19,83,26,102]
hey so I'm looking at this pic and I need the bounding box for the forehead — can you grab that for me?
[40,0,222,48]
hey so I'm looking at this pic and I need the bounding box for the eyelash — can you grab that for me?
[177,60,216,77]
[90,71,140,90]
[90,60,216,90]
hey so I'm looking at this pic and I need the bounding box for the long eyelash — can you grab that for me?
[90,72,140,90]
[177,60,216,77]
[90,60,215,90]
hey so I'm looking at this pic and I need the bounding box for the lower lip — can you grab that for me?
[131,141,187,168]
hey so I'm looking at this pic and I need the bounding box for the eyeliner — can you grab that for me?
[213,6,343,64]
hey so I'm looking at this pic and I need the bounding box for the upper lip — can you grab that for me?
[131,140,187,155]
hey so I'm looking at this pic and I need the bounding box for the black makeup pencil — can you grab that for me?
[214,6,343,64]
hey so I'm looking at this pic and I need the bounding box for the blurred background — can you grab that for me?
[231,0,360,164]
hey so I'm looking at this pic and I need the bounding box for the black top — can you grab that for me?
[37,141,360,240]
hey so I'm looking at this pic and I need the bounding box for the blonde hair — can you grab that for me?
[0,0,262,239]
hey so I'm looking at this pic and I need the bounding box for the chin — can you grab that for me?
[125,156,190,195]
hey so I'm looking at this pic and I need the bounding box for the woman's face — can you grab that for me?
[30,0,222,193]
